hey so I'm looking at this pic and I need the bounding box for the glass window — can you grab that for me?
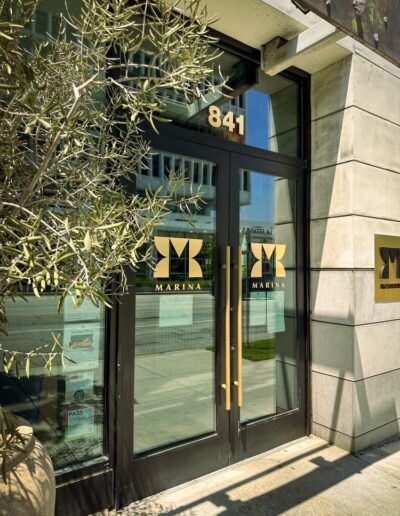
[152,154,160,177]
[2,0,106,472]
[133,151,217,455]
[239,171,297,422]
[23,0,83,46]
[161,50,300,158]
[0,294,106,470]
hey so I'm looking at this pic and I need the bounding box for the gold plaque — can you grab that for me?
[375,234,400,302]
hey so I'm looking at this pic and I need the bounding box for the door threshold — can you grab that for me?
[128,435,310,507]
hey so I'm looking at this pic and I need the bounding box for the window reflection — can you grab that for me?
[134,151,218,455]
[160,49,299,157]
[126,46,300,157]
[239,171,297,423]
[2,0,106,471]
[0,295,105,470]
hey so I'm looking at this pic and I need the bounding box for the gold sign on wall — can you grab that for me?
[375,234,400,302]
[154,236,203,279]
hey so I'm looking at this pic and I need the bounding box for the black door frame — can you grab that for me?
[114,135,232,507]
[228,152,307,461]
[114,126,308,507]
[55,296,117,516]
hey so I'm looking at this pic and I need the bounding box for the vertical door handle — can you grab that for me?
[236,247,243,407]
[221,246,231,411]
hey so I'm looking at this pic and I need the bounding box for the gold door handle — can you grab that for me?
[221,245,231,411]
[236,246,243,408]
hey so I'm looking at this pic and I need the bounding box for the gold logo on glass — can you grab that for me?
[154,237,203,278]
[250,243,286,278]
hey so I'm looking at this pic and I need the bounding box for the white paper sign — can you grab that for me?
[249,292,267,327]
[65,371,93,404]
[267,291,285,333]
[64,323,101,371]
[66,407,95,440]
[159,294,193,327]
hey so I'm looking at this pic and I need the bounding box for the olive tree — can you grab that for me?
[0,0,223,473]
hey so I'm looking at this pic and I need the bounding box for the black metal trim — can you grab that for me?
[227,151,307,462]
[114,268,136,508]
[145,121,305,169]
[55,469,113,516]
[302,69,312,437]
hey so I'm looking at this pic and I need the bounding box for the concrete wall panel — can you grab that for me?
[354,369,400,436]
[312,320,400,382]
[311,163,354,220]
[353,55,400,127]
[312,321,355,380]
[312,372,354,436]
[312,108,354,170]
[311,216,400,269]
[311,50,400,453]
[311,162,400,222]
[354,109,400,173]
[312,56,353,120]
[311,270,355,325]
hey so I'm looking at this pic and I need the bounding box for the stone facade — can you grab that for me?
[310,44,400,451]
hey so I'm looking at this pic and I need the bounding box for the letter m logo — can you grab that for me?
[250,243,286,278]
[154,237,203,278]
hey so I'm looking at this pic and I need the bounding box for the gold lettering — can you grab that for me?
[188,284,194,291]
[174,284,180,291]
[196,283,201,290]
[165,284,171,291]
[155,284,163,292]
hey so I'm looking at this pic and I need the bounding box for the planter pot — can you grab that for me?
[0,414,55,516]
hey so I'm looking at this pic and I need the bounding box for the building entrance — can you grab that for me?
[115,132,307,505]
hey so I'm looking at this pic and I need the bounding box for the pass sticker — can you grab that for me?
[66,407,95,440]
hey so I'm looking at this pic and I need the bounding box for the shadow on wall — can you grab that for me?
[309,55,400,450]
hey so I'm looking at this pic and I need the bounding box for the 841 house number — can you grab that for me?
[208,105,245,135]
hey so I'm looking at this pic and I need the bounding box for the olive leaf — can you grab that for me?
[0,0,226,468]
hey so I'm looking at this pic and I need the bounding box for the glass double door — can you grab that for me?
[118,135,306,504]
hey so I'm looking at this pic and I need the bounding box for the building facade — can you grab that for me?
[1,1,400,514]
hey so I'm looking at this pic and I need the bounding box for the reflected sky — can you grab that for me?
[241,88,274,224]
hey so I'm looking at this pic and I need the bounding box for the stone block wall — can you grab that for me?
[310,46,400,451]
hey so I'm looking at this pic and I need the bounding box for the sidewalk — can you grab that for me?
[120,436,400,515]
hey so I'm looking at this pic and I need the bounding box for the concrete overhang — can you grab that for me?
[180,0,353,75]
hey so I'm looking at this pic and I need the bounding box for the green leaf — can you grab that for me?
[0,31,13,41]
[83,231,92,251]
[38,118,51,130]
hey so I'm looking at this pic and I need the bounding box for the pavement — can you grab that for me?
[134,349,276,453]
[118,435,400,515]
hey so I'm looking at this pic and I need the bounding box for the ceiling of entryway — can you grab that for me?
[198,0,316,48]
[178,0,351,74]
